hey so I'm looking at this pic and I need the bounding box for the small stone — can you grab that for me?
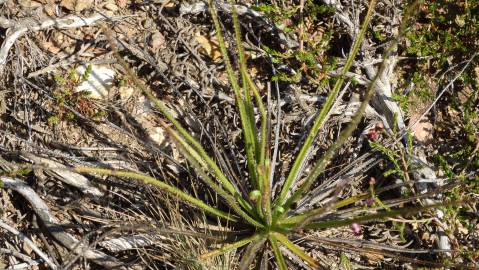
[149,127,166,144]
[104,2,118,11]
[150,32,165,50]
[142,19,153,29]
[60,0,94,12]
[75,65,115,99]
[118,86,135,100]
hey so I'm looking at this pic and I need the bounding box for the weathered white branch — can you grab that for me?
[0,13,106,73]
[99,233,168,252]
[1,177,123,269]
[5,261,42,270]
[365,56,406,132]
[0,221,57,269]
[411,152,451,254]
[20,152,103,197]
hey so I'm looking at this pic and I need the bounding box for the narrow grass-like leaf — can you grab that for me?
[340,253,353,270]
[162,123,253,210]
[282,0,418,212]
[105,30,239,198]
[279,192,369,227]
[73,167,236,221]
[207,0,259,187]
[275,0,378,208]
[164,125,264,228]
[200,234,261,260]
[229,0,258,161]
[238,237,267,270]
[304,201,459,230]
[248,74,268,174]
[259,163,272,225]
[272,233,319,268]
[284,76,387,210]
[334,184,458,220]
[245,61,270,216]
[269,236,288,270]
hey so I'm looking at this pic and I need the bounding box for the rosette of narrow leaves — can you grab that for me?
[71,0,456,268]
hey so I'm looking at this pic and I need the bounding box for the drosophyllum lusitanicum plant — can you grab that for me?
[74,0,454,268]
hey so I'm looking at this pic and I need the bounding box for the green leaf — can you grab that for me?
[279,192,368,227]
[269,236,288,270]
[207,0,260,188]
[200,234,261,260]
[258,163,272,225]
[281,0,421,212]
[81,64,93,82]
[238,237,267,270]
[340,253,353,270]
[272,232,319,268]
[304,201,459,230]
[275,0,378,209]
[74,167,236,222]
[107,31,240,200]
[167,126,263,228]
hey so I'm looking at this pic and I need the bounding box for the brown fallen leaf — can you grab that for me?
[116,0,128,9]
[60,0,94,12]
[103,0,118,12]
[195,32,223,62]
[363,252,384,264]
[40,39,61,54]
[18,0,42,8]
[44,3,56,16]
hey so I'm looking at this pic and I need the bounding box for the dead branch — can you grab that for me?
[19,152,103,197]
[179,1,298,48]
[0,13,109,73]
[0,221,57,269]
[99,233,168,252]
[0,177,124,269]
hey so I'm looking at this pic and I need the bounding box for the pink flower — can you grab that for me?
[366,198,375,206]
[366,123,384,141]
[351,223,361,235]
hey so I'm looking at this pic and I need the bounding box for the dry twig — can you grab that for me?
[0,13,113,73]
[1,177,123,269]
[0,221,57,269]
[19,152,103,197]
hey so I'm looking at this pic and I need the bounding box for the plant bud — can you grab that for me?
[249,190,261,202]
